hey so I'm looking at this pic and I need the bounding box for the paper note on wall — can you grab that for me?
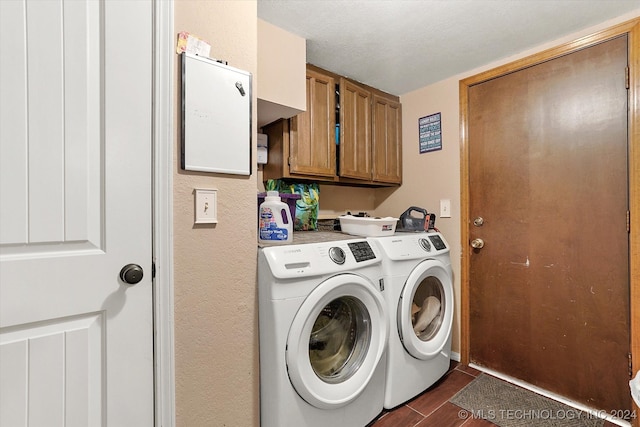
[176,31,211,57]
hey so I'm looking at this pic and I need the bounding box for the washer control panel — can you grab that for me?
[347,241,377,263]
[261,238,382,278]
[328,247,346,264]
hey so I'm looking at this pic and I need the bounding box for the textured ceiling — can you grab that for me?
[258,0,639,95]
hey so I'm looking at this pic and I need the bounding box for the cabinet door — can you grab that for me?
[289,69,336,177]
[372,94,402,184]
[339,78,372,180]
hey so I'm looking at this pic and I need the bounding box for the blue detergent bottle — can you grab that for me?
[258,191,293,244]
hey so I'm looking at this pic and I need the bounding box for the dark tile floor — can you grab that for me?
[369,362,620,427]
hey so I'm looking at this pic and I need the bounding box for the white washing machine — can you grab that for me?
[368,232,453,409]
[258,239,389,427]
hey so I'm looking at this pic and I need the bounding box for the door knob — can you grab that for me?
[471,238,485,249]
[473,217,484,226]
[120,264,144,285]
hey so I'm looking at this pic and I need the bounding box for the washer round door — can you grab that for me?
[286,273,388,409]
[398,259,453,360]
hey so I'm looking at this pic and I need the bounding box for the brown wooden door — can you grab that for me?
[468,35,630,413]
[290,68,336,177]
[372,94,402,184]
[339,78,372,180]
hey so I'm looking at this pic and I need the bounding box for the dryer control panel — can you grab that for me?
[428,234,447,251]
[370,232,450,262]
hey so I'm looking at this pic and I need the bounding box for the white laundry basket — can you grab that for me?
[339,215,398,237]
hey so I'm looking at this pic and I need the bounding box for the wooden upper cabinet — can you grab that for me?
[372,94,402,184]
[339,78,372,180]
[289,69,336,178]
[261,64,402,186]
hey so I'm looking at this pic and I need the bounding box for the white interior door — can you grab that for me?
[0,1,154,426]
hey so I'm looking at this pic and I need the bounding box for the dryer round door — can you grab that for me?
[398,259,453,360]
[286,273,388,410]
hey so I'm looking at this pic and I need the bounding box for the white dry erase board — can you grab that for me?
[181,53,252,175]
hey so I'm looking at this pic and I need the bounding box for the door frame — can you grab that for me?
[459,17,640,425]
[153,0,175,426]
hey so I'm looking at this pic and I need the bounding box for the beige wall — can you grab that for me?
[173,1,258,426]
[318,185,376,218]
[257,18,306,127]
[171,2,639,426]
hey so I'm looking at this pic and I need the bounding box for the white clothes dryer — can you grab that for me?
[368,232,453,409]
[258,239,389,427]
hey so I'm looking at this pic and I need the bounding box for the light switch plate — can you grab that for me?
[194,189,218,224]
[440,199,451,218]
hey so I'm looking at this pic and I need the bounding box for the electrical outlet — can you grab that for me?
[194,189,218,224]
[440,199,451,218]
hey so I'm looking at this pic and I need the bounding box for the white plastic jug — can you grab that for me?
[259,191,293,244]
[631,370,640,407]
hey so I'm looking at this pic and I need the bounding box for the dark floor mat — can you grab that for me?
[449,373,604,427]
